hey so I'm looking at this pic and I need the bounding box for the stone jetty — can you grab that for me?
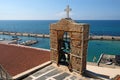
[0,31,120,41]
[0,31,50,38]
[89,35,120,41]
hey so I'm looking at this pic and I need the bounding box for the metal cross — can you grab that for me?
[64,5,72,18]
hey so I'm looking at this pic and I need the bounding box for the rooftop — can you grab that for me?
[23,63,89,80]
[0,43,50,78]
[0,40,17,44]
[0,43,120,80]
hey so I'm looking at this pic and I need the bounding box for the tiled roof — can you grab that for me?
[0,43,50,76]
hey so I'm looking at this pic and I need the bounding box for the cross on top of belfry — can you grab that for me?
[64,5,72,18]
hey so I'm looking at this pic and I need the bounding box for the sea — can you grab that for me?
[0,20,120,62]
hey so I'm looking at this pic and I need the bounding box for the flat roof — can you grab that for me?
[0,43,50,77]
[23,63,87,80]
[0,40,16,44]
[87,64,120,79]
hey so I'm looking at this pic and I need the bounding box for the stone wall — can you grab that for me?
[50,18,89,74]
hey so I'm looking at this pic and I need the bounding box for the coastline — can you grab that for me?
[1,31,120,62]
[1,31,120,41]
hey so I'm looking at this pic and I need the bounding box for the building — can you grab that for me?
[0,43,50,80]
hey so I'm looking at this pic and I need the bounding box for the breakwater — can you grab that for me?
[89,35,120,41]
[0,31,120,41]
[0,31,50,38]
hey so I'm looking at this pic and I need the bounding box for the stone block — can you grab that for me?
[71,40,82,47]
[71,56,82,71]
[57,31,64,39]
[81,57,87,70]
[16,33,22,36]
[50,40,57,44]
[54,25,69,31]
[50,36,58,42]
[50,30,57,36]
[69,25,83,32]
[51,50,58,62]
[50,43,58,49]
[71,32,83,39]
[83,25,89,31]
[83,40,88,47]
[83,32,89,40]
[57,18,70,25]
[71,47,82,56]
[50,24,57,30]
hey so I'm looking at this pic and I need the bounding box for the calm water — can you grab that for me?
[0,20,120,35]
[0,20,120,62]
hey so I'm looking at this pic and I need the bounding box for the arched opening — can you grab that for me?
[58,32,71,66]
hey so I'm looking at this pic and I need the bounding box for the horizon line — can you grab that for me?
[0,19,120,20]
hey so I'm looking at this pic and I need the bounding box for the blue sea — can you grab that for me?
[0,20,120,62]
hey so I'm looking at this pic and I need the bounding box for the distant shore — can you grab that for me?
[0,31,120,41]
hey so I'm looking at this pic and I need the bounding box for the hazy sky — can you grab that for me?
[0,0,120,20]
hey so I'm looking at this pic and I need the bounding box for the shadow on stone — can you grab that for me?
[84,70,110,80]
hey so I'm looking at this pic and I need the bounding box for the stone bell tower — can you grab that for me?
[50,5,89,75]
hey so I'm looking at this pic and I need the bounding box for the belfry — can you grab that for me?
[50,5,89,74]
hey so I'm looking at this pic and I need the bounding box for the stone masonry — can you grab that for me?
[50,18,89,74]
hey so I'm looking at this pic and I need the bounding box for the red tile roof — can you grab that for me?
[0,43,50,76]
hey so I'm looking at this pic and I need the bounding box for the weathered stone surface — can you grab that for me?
[50,42,58,49]
[69,25,83,32]
[50,18,89,75]
[33,66,55,77]
[57,31,64,39]
[71,32,82,39]
[71,56,82,72]
[54,72,70,80]
[50,24,57,30]
[71,47,82,56]
[71,40,82,47]
[51,50,58,62]
[36,69,61,80]
[50,30,57,35]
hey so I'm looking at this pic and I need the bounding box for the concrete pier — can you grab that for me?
[0,31,50,38]
[89,35,120,41]
[0,31,120,41]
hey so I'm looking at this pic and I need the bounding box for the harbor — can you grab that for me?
[0,31,120,63]
[0,40,17,44]
[0,31,120,41]
[0,35,39,46]
[0,0,120,79]
[0,39,38,46]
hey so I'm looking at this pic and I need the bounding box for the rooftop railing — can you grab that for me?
[0,64,12,80]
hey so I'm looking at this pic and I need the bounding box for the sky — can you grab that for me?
[0,0,120,20]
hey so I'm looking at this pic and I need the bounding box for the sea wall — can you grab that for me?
[0,31,50,38]
[89,35,120,41]
[0,31,120,41]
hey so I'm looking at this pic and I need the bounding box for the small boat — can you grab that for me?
[20,40,38,46]
[0,38,5,41]
[12,36,22,41]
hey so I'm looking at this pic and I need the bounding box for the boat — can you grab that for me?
[20,40,38,46]
[0,38,5,41]
[12,36,22,41]
[97,53,120,66]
